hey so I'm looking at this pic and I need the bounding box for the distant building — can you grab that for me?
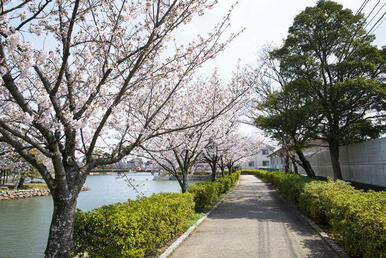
[126,158,144,171]
[144,160,160,172]
[242,146,274,170]
[267,140,328,171]
[111,160,128,169]
[268,148,286,171]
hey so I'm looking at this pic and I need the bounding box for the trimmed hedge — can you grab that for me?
[73,193,194,257]
[242,169,386,258]
[189,171,240,212]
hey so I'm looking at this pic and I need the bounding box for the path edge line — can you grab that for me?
[298,213,349,258]
[159,180,239,258]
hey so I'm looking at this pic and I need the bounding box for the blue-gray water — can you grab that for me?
[0,173,186,258]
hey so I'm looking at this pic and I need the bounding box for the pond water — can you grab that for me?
[0,173,186,258]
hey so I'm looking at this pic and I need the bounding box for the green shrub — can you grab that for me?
[193,170,209,175]
[299,179,386,257]
[188,181,219,212]
[73,192,194,257]
[242,169,386,258]
[230,170,241,184]
[189,171,240,212]
[217,177,231,193]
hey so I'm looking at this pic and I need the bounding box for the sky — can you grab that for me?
[172,0,386,138]
[176,0,385,81]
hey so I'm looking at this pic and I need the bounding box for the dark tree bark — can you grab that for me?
[328,143,343,180]
[284,154,290,173]
[290,157,299,174]
[17,173,25,189]
[181,170,188,193]
[204,154,218,182]
[45,192,78,257]
[296,150,316,178]
[43,164,87,257]
[218,157,226,177]
[210,162,217,182]
[227,164,233,176]
[172,169,189,193]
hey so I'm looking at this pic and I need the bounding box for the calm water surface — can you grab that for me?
[0,173,186,258]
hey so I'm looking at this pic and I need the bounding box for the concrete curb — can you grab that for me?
[159,180,239,258]
[299,213,349,258]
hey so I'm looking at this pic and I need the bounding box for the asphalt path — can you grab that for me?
[170,175,337,258]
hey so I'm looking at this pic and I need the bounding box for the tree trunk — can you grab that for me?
[210,162,216,182]
[227,165,232,176]
[181,171,188,193]
[284,154,290,173]
[329,143,343,180]
[296,150,316,178]
[218,158,225,177]
[17,173,25,189]
[291,157,298,174]
[45,192,78,257]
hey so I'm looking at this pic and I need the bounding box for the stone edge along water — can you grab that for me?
[0,186,90,200]
[0,189,50,200]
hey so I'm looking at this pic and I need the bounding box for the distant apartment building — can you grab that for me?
[267,140,328,171]
[268,148,286,171]
[242,146,274,170]
[107,157,159,172]
[125,158,144,171]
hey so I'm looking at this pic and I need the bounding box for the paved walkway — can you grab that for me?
[170,175,337,258]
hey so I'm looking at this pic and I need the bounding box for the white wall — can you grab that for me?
[299,138,386,187]
[270,155,285,170]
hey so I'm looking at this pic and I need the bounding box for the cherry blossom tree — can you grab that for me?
[141,72,249,192]
[201,124,230,180]
[201,125,265,179]
[199,69,254,180]
[0,142,41,188]
[0,0,241,256]
[142,124,210,193]
[219,132,264,175]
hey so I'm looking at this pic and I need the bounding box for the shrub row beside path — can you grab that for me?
[243,169,386,258]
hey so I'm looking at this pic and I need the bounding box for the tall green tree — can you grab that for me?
[271,0,385,179]
[255,79,322,178]
[248,47,320,178]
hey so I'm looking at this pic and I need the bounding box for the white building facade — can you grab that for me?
[242,147,273,170]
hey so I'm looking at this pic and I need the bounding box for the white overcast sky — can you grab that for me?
[172,0,385,138]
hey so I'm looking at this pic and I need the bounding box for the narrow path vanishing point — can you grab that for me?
[170,175,337,258]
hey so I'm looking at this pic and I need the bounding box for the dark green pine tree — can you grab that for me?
[270,0,385,179]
